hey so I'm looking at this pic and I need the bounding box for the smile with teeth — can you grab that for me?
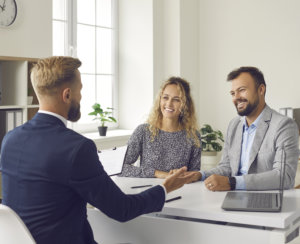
[165,107,174,112]
[237,101,247,109]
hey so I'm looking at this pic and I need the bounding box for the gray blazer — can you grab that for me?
[204,105,299,190]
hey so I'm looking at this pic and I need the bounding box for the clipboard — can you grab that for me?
[98,146,128,176]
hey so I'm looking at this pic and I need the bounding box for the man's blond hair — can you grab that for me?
[30,56,82,96]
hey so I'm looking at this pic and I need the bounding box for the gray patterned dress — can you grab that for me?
[120,123,201,178]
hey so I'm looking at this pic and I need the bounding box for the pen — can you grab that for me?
[131,184,153,189]
[165,196,182,203]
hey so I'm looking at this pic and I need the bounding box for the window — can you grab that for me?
[52,0,118,132]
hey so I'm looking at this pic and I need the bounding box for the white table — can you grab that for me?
[87,177,300,244]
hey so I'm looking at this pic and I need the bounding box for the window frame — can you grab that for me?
[52,0,119,133]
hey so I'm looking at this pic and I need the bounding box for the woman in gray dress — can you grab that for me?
[120,76,201,179]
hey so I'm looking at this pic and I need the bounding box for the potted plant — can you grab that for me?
[200,124,224,170]
[88,103,117,136]
[200,124,224,155]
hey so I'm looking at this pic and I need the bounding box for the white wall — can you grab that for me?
[6,0,298,135]
[118,0,155,129]
[119,0,200,130]
[0,0,52,58]
[198,0,300,134]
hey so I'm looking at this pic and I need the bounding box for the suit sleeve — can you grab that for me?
[244,118,299,190]
[69,139,165,222]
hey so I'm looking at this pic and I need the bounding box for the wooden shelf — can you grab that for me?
[0,56,40,145]
[0,56,40,62]
[0,105,26,110]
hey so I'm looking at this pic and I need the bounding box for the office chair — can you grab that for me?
[0,204,36,244]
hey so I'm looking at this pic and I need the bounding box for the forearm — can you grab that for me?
[203,163,232,178]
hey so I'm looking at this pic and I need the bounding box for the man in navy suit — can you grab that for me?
[0,56,197,244]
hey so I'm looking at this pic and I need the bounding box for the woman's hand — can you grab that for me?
[169,169,202,183]
[154,170,170,179]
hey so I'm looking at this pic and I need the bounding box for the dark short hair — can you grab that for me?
[227,66,266,89]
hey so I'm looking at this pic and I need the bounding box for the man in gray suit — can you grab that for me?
[200,66,299,191]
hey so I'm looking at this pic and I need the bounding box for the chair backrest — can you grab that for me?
[0,204,36,244]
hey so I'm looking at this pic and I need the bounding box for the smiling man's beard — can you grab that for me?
[235,97,259,116]
[68,100,81,122]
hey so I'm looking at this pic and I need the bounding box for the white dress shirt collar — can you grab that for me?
[38,110,68,127]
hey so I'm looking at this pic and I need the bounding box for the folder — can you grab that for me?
[14,110,23,127]
[279,107,300,130]
[6,111,14,132]
[0,109,23,145]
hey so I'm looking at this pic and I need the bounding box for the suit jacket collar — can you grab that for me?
[247,105,271,169]
[232,120,244,175]
[235,105,272,171]
[32,112,67,128]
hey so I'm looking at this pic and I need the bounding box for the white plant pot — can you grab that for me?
[201,151,221,171]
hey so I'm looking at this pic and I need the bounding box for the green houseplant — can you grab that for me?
[200,124,224,154]
[88,103,117,136]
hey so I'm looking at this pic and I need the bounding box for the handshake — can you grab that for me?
[162,167,202,193]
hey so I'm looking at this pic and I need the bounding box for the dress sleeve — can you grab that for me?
[188,132,201,171]
[120,124,156,177]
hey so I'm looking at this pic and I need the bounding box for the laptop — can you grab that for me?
[221,148,285,212]
[98,145,128,176]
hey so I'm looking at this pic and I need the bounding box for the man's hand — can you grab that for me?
[154,170,170,179]
[204,174,231,191]
[169,169,202,183]
[163,166,199,193]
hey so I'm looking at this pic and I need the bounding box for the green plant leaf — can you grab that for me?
[199,124,224,152]
[109,117,117,122]
[88,102,117,126]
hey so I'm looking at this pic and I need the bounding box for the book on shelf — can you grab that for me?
[0,109,23,145]
[279,107,300,130]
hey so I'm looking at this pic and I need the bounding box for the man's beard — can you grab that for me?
[68,100,81,122]
[235,97,259,116]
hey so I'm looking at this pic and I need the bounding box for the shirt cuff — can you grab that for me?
[159,184,167,201]
[235,176,246,190]
[200,171,206,181]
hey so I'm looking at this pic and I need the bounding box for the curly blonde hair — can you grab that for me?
[147,77,200,147]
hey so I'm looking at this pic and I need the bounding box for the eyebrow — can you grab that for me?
[162,94,181,99]
[230,86,247,94]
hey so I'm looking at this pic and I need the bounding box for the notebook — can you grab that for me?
[221,148,285,212]
[98,145,128,176]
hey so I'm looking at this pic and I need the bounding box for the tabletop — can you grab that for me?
[112,176,300,229]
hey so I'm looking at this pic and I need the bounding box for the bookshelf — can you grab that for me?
[0,56,40,200]
[0,56,39,124]
[0,56,39,149]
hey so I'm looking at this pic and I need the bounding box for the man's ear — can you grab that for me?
[62,88,71,103]
[259,84,266,96]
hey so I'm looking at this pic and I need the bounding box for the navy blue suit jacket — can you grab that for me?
[0,113,165,244]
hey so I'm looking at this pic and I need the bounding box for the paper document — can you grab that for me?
[6,111,15,132]
[15,110,23,127]
[98,146,128,176]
